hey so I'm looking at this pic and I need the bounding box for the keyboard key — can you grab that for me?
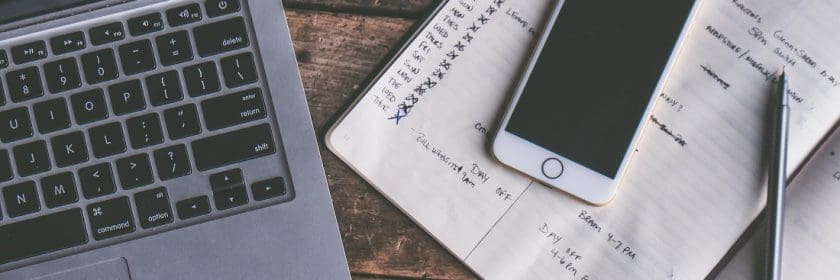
[108,80,146,115]
[71,89,108,125]
[41,172,79,208]
[6,67,44,102]
[210,168,243,192]
[128,13,164,36]
[51,131,89,167]
[79,162,116,199]
[156,31,193,66]
[50,31,86,55]
[184,61,220,97]
[13,140,50,177]
[11,41,47,64]
[134,187,173,229]
[89,122,126,158]
[118,40,156,75]
[3,181,40,217]
[116,154,153,189]
[206,0,240,17]
[0,50,8,68]
[81,49,119,84]
[176,196,210,219]
[192,124,275,171]
[164,104,201,140]
[0,80,4,106]
[0,107,33,143]
[90,22,126,46]
[146,70,183,106]
[0,150,11,182]
[202,88,265,130]
[44,58,82,93]
[87,196,134,240]
[126,113,163,149]
[33,98,71,134]
[252,177,287,201]
[166,3,202,27]
[154,144,191,180]
[0,209,87,265]
[193,17,249,57]
[221,52,258,88]
[214,185,247,210]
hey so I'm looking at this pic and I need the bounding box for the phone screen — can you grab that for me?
[505,0,696,178]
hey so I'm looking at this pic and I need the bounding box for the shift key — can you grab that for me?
[192,124,275,171]
[202,88,266,131]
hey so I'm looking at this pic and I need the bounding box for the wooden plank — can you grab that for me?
[286,9,478,279]
[285,0,440,17]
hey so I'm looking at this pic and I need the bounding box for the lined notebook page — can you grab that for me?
[329,0,554,257]
[327,0,840,278]
[716,128,840,279]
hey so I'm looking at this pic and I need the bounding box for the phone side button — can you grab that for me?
[541,158,564,179]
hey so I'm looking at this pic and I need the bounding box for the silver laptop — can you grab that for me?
[0,0,350,278]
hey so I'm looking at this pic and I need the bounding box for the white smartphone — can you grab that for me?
[492,0,701,205]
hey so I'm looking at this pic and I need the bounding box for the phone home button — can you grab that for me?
[541,158,564,179]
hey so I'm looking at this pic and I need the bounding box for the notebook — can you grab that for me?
[326,0,840,278]
[715,123,840,279]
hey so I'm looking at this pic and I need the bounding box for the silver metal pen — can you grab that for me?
[767,69,789,280]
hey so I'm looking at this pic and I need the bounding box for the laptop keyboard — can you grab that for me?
[0,0,295,267]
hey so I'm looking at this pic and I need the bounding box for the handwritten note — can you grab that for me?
[329,0,551,257]
[327,0,840,278]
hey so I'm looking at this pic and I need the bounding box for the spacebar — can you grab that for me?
[192,124,276,171]
[0,209,88,265]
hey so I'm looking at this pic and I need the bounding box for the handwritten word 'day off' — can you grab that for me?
[539,222,591,279]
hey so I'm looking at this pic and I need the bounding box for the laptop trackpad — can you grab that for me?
[33,258,130,280]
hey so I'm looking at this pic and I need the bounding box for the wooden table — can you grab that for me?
[283,0,478,279]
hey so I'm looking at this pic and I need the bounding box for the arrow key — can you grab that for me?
[213,186,247,210]
[209,168,243,192]
[176,195,210,220]
[252,177,287,201]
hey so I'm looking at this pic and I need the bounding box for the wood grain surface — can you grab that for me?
[285,2,480,279]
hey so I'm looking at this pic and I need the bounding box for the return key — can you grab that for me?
[201,88,266,131]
